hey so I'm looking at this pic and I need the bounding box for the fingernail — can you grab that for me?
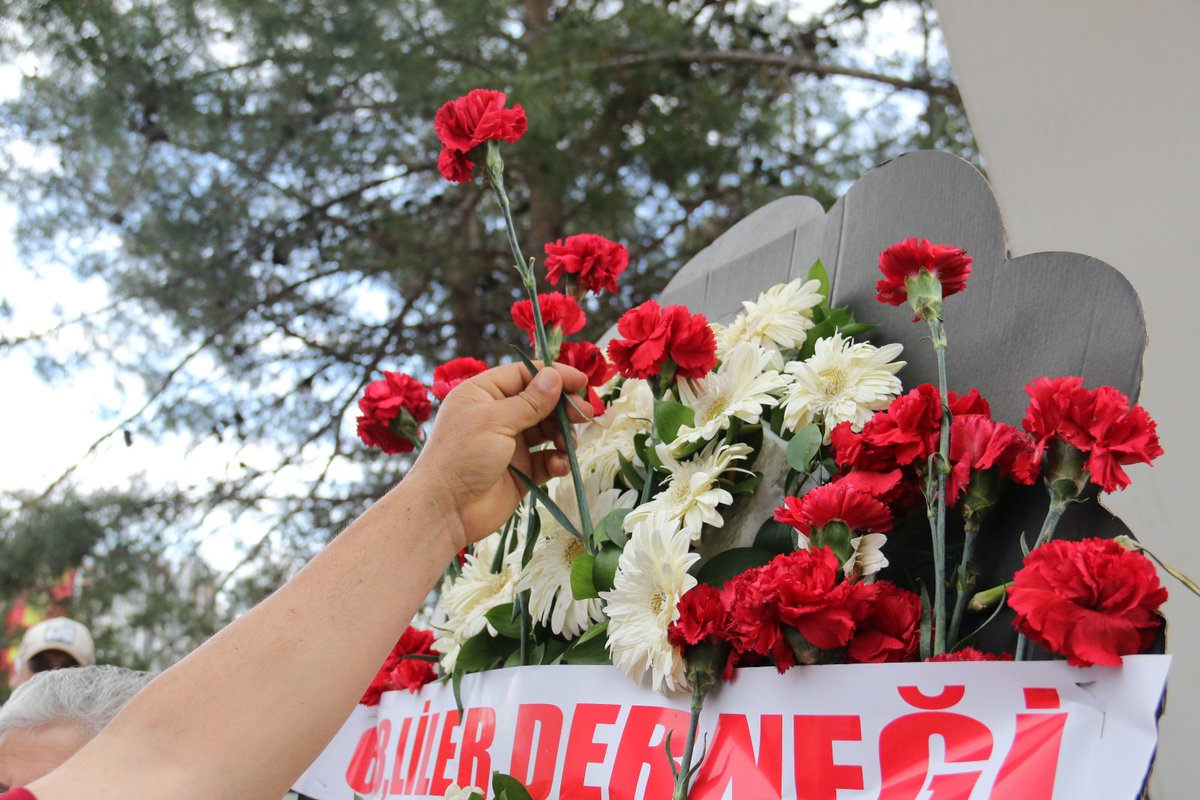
[532,369,557,391]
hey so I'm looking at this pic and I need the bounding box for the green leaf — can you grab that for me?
[485,603,521,639]
[807,259,830,300]
[838,322,873,337]
[572,618,610,647]
[786,424,822,472]
[616,451,645,493]
[754,519,797,554]
[598,508,632,548]
[538,634,571,665]
[457,629,518,674]
[654,399,695,444]
[696,547,776,588]
[492,772,535,800]
[571,551,599,600]
[798,318,836,360]
[562,622,612,665]
[729,471,763,495]
[508,466,581,538]
[592,543,622,593]
[521,505,541,567]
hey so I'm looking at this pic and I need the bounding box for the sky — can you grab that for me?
[0,1,939,573]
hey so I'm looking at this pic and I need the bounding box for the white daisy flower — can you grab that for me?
[517,479,638,639]
[442,784,484,800]
[714,278,824,358]
[600,517,699,692]
[673,342,790,448]
[432,529,521,672]
[575,378,653,488]
[844,532,890,579]
[623,440,753,542]
[781,332,905,440]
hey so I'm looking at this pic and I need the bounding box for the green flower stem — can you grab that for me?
[947,519,981,648]
[926,316,951,656]
[673,683,706,800]
[1015,491,1071,660]
[484,142,594,552]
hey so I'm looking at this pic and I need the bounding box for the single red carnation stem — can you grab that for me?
[926,316,951,656]
[1014,491,1072,660]
[481,141,595,550]
[947,517,982,648]
[673,682,707,800]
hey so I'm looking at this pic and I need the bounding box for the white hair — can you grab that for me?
[0,665,151,739]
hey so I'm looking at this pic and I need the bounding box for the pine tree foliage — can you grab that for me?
[0,0,975,666]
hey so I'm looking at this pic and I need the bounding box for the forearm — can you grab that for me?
[35,473,462,800]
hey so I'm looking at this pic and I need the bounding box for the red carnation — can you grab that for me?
[1022,377,1163,492]
[775,482,893,538]
[356,372,433,454]
[847,581,921,664]
[946,415,1038,506]
[766,548,863,653]
[1007,538,1166,667]
[875,237,973,307]
[664,305,718,379]
[607,300,671,379]
[559,341,616,416]
[668,584,729,649]
[434,89,528,183]
[544,233,629,295]
[510,292,587,346]
[607,300,717,381]
[862,385,991,467]
[927,648,1013,663]
[360,627,438,705]
[431,356,489,401]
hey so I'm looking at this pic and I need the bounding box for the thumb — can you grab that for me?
[496,367,563,434]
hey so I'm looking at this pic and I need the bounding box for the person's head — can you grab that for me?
[0,665,150,789]
[10,618,96,690]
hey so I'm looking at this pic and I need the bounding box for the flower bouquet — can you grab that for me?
[295,92,1188,800]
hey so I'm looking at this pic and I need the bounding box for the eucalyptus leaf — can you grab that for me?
[754,518,798,554]
[570,552,599,600]
[561,626,612,665]
[654,399,695,444]
[592,544,622,593]
[600,508,632,548]
[786,424,822,472]
[485,603,521,640]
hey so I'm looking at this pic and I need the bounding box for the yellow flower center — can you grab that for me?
[562,537,584,568]
[650,589,668,615]
[819,365,849,396]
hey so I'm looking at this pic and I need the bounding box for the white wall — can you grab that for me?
[930,2,1200,796]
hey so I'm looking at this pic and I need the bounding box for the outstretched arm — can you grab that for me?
[31,363,587,800]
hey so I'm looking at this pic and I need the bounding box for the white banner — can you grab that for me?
[295,656,1169,800]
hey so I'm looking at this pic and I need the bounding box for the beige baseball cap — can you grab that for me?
[17,617,96,667]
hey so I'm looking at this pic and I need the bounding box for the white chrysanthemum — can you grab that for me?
[782,332,905,440]
[624,440,753,542]
[714,278,824,358]
[517,479,637,639]
[432,530,521,672]
[443,784,483,800]
[600,517,699,692]
[673,342,790,448]
[576,379,654,487]
[844,532,889,579]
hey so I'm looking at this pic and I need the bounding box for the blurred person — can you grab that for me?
[0,666,150,790]
[0,361,587,800]
[8,619,95,690]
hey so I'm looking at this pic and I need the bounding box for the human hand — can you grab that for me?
[408,361,591,549]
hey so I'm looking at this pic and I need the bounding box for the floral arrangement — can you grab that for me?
[348,89,1191,800]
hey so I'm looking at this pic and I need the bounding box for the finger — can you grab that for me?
[522,417,558,448]
[528,449,571,485]
[493,368,564,435]
[467,361,589,400]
